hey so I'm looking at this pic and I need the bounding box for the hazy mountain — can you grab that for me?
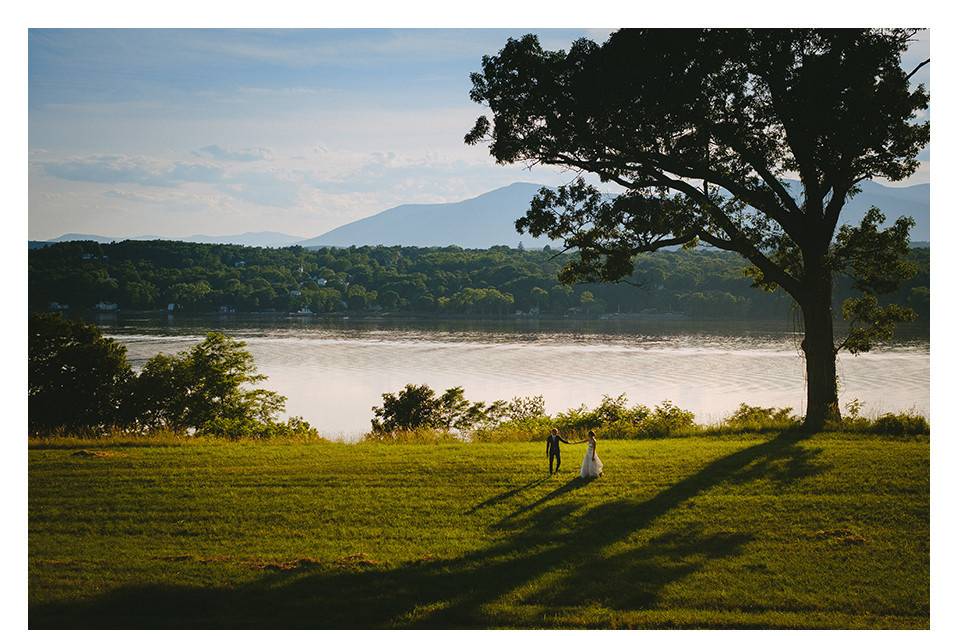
[300,183,557,249]
[827,181,929,241]
[302,180,929,249]
[38,180,928,251]
[42,231,307,248]
[46,233,120,243]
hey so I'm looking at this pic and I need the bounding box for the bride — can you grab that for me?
[580,430,604,478]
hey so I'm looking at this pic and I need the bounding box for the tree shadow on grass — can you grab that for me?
[493,476,591,526]
[466,476,550,514]
[30,430,821,628]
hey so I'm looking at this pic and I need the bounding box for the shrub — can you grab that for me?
[200,415,317,440]
[868,412,930,435]
[370,384,494,437]
[634,401,696,438]
[710,404,801,434]
[831,405,929,435]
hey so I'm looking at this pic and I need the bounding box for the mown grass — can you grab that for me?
[29,433,928,628]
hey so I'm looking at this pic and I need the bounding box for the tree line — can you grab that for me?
[28,240,929,321]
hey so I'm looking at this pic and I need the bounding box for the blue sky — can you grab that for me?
[28,28,929,240]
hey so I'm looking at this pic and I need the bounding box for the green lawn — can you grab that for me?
[28,432,929,628]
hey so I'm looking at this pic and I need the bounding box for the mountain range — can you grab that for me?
[37,179,929,249]
[38,231,306,249]
[299,180,929,248]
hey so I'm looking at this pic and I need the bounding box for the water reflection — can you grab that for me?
[100,316,930,439]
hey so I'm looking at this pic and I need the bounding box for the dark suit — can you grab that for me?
[546,434,571,474]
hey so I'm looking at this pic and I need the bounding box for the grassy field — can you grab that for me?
[28,432,929,628]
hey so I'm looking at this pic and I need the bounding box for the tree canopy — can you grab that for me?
[466,29,929,428]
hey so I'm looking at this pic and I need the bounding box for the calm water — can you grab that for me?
[97,315,930,439]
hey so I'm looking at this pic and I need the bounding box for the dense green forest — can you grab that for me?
[28,240,929,321]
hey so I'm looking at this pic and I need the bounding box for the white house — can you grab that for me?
[94,301,118,311]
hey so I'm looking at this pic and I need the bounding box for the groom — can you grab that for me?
[546,428,573,475]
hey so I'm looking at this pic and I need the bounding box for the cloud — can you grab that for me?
[193,144,273,162]
[41,155,224,187]
[218,171,300,208]
[39,153,301,208]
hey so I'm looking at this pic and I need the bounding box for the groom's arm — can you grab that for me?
[546,437,551,454]
[558,436,571,444]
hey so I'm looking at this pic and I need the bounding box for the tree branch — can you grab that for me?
[906,58,930,81]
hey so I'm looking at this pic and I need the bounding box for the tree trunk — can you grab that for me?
[799,276,841,431]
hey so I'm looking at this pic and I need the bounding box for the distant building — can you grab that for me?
[314,277,328,287]
[219,305,236,314]
[166,303,177,312]
[94,301,118,311]
[293,306,314,315]
[289,289,302,297]
[81,253,95,260]
[48,302,69,311]
[233,260,246,267]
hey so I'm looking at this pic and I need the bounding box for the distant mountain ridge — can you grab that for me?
[38,180,929,251]
[40,231,306,248]
[300,182,556,249]
[301,180,929,248]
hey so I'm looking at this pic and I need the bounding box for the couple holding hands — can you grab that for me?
[545,428,603,478]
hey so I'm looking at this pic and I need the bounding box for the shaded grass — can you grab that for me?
[29,433,928,628]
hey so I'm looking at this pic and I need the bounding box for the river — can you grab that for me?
[95,315,930,439]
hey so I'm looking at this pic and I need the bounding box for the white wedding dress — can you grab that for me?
[580,439,604,478]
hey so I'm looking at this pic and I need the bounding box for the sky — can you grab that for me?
[28,28,930,241]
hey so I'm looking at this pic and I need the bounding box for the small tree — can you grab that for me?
[370,384,491,436]
[128,332,295,436]
[467,29,929,429]
[29,313,133,435]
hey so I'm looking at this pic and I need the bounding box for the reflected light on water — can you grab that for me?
[104,317,930,439]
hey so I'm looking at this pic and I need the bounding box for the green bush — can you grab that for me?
[635,401,696,438]
[370,384,495,437]
[830,409,929,435]
[468,394,695,441]
[707,404,801,434]
[200,415,317,440]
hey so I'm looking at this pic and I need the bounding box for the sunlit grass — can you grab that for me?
[29,433,928,628]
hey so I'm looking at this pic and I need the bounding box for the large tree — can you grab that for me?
[29,313,133,435]
[466,29,929,429]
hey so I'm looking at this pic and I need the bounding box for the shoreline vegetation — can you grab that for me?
[29,313,929,442]
[29,241,929,323]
